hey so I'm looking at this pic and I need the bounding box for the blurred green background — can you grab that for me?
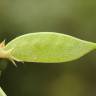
[0,0,96,96]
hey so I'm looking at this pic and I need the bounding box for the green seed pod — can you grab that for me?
[1,32,96,63]
[0,87,7,96]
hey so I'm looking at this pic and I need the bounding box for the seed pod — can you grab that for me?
[2,32,96,63]
[0,87,7,96]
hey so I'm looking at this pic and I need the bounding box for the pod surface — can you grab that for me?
[5,32,96,63]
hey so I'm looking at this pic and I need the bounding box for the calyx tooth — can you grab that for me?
[0,40,5,48]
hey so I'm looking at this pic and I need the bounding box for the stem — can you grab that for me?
[0,87,7,96]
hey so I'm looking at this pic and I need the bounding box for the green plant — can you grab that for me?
[0,32,96,95]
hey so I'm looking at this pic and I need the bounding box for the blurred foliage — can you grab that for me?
[0,0,96,96]
[0,59,7,71]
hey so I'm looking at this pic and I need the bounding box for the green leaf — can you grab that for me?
[4,32,96,63]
